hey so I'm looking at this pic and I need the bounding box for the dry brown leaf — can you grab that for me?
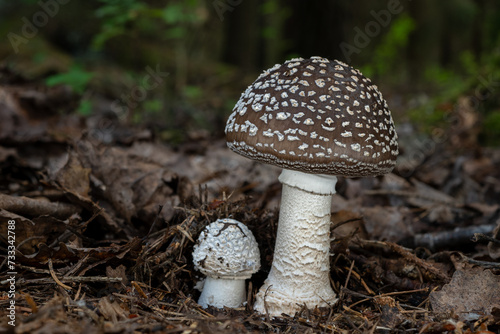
[48,150,91,197]
[410,179,457,207]
[374,296,405,329]
[360,206,414,242]
[106,264,129,285]
[74,139,190,224]
[488,222,500,260]
[430,268,500,321]
[331,210,367,239]
[0,209,72,254]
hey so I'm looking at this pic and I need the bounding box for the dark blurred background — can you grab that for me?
[1,0,499,146]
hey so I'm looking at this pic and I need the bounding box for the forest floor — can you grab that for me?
[0,67,500,334]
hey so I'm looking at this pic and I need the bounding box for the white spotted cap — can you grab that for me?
[193,218,260,279]
[225,56,399,177]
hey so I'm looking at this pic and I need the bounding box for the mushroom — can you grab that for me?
[192,218,260,308]
[225,56,398,316]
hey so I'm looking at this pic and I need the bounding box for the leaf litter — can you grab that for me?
[0,69,499,333]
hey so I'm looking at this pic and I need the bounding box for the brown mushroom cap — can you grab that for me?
[225,56,399,177]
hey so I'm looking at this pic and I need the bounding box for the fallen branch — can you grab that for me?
[402,224,496,251]
[356,239,450,282]
[0,193,81,219]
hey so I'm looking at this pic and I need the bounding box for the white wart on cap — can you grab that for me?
[225,56,399,177]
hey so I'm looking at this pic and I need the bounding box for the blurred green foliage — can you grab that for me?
[45,64,94,115]
[45,64,94,94]
[409,46,500,144]
[92,0,147,50]
[92,0,204,49]
[482,111,500,145]
[361,14,415,81]
[77,98,94,116]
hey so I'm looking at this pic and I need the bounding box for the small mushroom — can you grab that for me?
[192,218,260,308]
[225,56,399,316]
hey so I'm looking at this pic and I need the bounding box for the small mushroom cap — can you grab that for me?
[225,56,399,177]
[193,218,260,279]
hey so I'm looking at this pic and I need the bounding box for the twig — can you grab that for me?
[64,254,90,277]
[456,253,500,269]
[405,224,496,251]
[3,276,123,286]
[49,210,102,248]
[0,193,81,218]
[17,236,45,249]
[341,264,375,296]
[16,264,51,274]
[176,224,195,243]
[144,205,164,240]
[471,232,500,245]
[74,283,82,301]
[360,239,450,281]
[377,288,430,297]
[21,292,38,313]
[331,217,362,231]
[132,281,149,299]
[48,258,72,290]
[343,261,356,290]
[341,287,371,300]
[263,284,272,323]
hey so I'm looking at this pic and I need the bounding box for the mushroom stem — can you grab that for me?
[254,169,338,316]
[198,277,246,308]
